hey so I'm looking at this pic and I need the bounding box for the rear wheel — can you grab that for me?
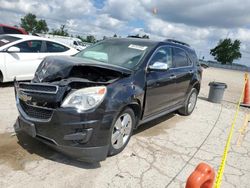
[108,108,135,156]
[178,88,198,116]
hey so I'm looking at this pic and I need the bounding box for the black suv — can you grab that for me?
[14,38,202,162]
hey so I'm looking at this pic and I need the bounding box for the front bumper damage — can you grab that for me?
[14,81,114,162]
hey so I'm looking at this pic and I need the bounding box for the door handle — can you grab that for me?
[169,75,176,79]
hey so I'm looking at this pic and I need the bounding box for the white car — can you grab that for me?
[37,34,88,51]
[0,34,78,82]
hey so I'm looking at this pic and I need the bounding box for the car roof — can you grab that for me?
[2,34,75,49]
[104,38,160,46]
[4,34,52,40]
[103,38,194,51]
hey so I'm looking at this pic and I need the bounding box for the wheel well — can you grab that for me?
[193,82,200,93]
[127,103,142,127]
[0,71,3,83]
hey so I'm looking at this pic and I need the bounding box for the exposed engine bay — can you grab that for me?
[32,56,131,89]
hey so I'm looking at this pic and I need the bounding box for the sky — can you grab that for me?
[1,0,250,65]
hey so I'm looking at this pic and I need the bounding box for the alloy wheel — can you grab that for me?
[111,113,132,150]
[188,91,197,113]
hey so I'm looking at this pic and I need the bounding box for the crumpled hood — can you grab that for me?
[33,56,132,83]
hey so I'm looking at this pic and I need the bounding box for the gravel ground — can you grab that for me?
[0,67,249,188]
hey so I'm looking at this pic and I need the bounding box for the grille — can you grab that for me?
[20,101,53,120]
[19,83,58,93]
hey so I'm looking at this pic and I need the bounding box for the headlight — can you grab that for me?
[61,86,107,111]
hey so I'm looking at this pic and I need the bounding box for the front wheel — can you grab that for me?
[108,108,135,156]
[178,88,198,116]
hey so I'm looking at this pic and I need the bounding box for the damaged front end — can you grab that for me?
[14,56,131,162]
[16,56,131,113]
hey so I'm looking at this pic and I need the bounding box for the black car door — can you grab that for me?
[172,47,193,104]
[144,46,178,117]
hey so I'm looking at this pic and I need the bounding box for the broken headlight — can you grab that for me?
[61,86,107,111]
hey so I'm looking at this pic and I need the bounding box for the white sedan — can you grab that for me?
[0,34,79,82]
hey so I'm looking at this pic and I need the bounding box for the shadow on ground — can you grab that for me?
[0,128,100,170]
[198,96,208,101]
[1,112,179,171]
[0,82,14,88]
[134,113,175,135]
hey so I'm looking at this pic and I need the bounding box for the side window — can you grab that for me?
[73,41,78,45]
[46,41,69,52]
[173,48,189,67]
[188,50,198,65]
[150,46,173,68]
[13,40,42,52]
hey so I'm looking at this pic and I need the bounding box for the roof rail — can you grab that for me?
[165,39,190,47]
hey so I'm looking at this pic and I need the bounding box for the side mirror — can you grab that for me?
[7,46,20,53]
[148,62,169,71]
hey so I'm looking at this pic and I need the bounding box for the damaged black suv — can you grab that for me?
[14,38,202,162]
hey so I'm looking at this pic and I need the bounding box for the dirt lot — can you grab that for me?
[0,67,250,188]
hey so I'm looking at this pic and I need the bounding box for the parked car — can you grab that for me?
[14,38,202,162]
[37,34,90,51]
[0,34,78,82]
[0,24,28,35]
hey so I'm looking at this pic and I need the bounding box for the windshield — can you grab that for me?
[0,35,20,47]
[74,40,149,69]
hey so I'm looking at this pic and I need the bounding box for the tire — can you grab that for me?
[0,71,3,83]
[108,107,135,156]
[178,88,198,116]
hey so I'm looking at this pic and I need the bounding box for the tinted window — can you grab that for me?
[0,36,20,47]
[13,40,42,52]
[150,46,173,67]
[3,27,22,34]
[188,50,198,65]
[173,48,190,67]
[46,41,69,52]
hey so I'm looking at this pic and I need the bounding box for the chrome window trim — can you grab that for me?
[146,44,194,71]
[172,46,193,69]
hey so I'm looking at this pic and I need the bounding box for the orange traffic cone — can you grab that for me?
[186,163,215,188]
[241,73,250,107]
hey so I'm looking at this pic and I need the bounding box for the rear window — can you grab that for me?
[0,36,20,47]
[3,27,23,34]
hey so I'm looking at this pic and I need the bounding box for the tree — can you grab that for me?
[86,35,96,43]
[20,13,48,34]
[113,34,117,37]
[210,38,242,65]
[142,34,150,39]
[76,35,88,42]
[36,20,48,33]
[50,25,69,36]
